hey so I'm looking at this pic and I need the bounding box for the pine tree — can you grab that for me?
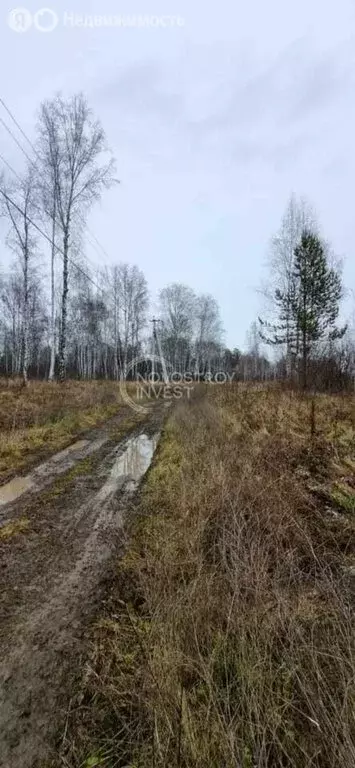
[260,230,346,387]
[292,231,345,386]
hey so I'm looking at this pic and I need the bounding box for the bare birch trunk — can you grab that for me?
[48,199,56,381]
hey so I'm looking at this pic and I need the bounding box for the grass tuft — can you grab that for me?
[0,517,30,540]
[56,386,355,768]
[0,379,127,482]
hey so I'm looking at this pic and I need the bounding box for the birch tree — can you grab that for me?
[0,170,37,385]
[37,93,116,381]
[36,157,58,380]
[267,195,315,376]
[109,264,148,378]
[0,271,23,375]
[159,283,195,371]
[194,294,222,374]
[246,320,261,379]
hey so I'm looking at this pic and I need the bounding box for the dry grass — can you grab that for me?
[0,379,128,482]
[0,517,30,540]
[57,385,355,768]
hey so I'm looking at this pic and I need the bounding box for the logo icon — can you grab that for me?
[8,7,32,32]
[34,8,59,32]
[120,355,172,415]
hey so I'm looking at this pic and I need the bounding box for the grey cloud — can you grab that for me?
[190,38,354,137]
[97,60,184,122]
[285,40,355,122]
[176,38,355,171]
[97,41,341,174]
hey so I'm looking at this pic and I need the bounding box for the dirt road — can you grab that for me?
[0,403,166,768]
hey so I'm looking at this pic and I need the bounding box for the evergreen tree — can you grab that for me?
[260,230,346,387]
[292,231,345,386]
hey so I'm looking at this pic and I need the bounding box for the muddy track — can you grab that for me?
[0,403,167,768]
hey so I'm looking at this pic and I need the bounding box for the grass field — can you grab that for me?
[0,379,124,482]
[58,384,355,768]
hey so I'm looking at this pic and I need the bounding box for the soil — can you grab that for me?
[0,403,166,768]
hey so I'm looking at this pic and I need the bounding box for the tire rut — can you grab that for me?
[0,403,165,768]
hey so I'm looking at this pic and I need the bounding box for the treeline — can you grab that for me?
[0,255,231,381]
[0,91,263,384]
[0,93,353,389]
[0,93,226,383]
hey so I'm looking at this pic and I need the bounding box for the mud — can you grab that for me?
[0,404,165,768]
[97,432,159,501]
[0,437,106,510]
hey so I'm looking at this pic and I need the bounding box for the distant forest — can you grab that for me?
[0,94,354,389]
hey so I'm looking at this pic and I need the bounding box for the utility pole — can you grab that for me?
[150,317,157,380]
[150,317,169,383]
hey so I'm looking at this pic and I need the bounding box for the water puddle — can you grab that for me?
[0,477,36,507]
[97,432,159,503]
[0,432,159,511]
[0,437,106,510]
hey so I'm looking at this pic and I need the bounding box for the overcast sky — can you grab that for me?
[1,0,355,348]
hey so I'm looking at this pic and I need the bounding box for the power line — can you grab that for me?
[0,98,119,320]
[0,115,33,166]
[0,95,113,263]
[0,149,104,296]
[0,151,22,183]
[0,97,37,155]
[0,116,106,278]
[0,185,104,297]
